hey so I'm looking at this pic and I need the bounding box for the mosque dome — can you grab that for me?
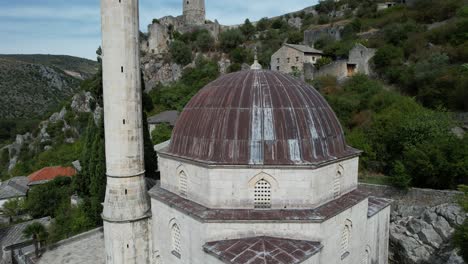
[166,70,359,166]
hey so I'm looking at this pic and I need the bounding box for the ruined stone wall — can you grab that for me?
[314,60,348,80]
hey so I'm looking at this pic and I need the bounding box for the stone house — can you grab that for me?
[271,44,323,74]
[310,44,376,80]
[0,177,28,209]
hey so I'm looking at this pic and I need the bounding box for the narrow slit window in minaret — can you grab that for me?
[121,66,124,73]
[125,189,127,195]
[123,119,126,125]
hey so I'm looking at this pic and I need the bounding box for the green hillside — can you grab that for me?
[0,54,98,79]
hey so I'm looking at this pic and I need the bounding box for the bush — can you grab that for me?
[169,40,192,66]
[315,57,333,69]
[194,30,215,52]
[390,161,411,189]
[151,123,173,145]
[25,177,72,218]
[219,29,245,52]
[240,19,256,40]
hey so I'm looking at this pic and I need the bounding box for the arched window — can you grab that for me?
[333,164,344,198]
[341,220,352,259]
[179,171,188,197]
[254,179,271,209]
[361,246,370,264]
[171,223,181,257]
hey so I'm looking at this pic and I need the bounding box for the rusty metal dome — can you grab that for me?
[166,70,359,166]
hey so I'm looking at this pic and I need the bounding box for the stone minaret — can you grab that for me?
[100,0,151,263]
[183,0,206,25]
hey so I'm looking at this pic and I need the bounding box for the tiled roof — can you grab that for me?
[284,43,324,54]
[28,166,76,185]
[149,184,368,223]
[367,197,392,218]
[0,217,51,249]
[203,236,322,264]
[166,70,359,166]
[0,176,29,200]
[147,110,179,126]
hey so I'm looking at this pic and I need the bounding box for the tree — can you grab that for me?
[1,198,24,223]
[25,177,72,218]
[195,31,215,52]
[454,185,468,261]
[390,161,411,189]
[256,18,270,31]
[151,123,173,145]
[170,40,192,65]
[219,29,245,52]
[23,222,48,258]
[240,19,256,40]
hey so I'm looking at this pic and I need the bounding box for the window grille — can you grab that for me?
[179,171,187,197]
[171,224,181,256]
[333,165,343,198]
[254,179,271,209]
[361,247,370,264]
[341,225,350,255]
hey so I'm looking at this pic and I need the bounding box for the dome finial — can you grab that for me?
[251,47,262,70]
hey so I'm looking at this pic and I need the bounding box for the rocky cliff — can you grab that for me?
[360,184,466,264]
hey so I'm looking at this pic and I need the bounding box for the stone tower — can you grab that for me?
[100,0,151,264]
[183,0,206,25]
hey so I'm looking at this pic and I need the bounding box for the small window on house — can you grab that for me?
[296,57,299,62]
[171,223,181,258]
[179,171,188,197]
[361,51,364,57]
[312,56,316,62]
[254,179,271,209]
[277,58,280,63]
[276,66,280,71]
[287,58,290,63]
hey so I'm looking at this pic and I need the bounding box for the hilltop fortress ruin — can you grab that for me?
[141,0,221,55]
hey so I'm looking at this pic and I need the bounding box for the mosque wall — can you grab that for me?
[158,155,359,210]
[150,197,386,264]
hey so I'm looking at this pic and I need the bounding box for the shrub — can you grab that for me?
[315,57,333,69]
[195,31,215,52]
[151,123,173,145]
[219,29,245,52]
[169,40,192,66]
[390,161,411,189]
[240,19,256,40]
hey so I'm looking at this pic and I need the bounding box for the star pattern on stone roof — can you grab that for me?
[203,236,322,264]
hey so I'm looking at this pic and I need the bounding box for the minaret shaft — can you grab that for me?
[100,0,151,263]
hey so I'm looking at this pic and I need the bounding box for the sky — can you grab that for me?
[0,0,318,60]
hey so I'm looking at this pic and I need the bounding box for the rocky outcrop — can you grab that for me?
[390,204,465,264]
[360,184,466,264]
[141,54,183,91]
[2,91,101,174]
